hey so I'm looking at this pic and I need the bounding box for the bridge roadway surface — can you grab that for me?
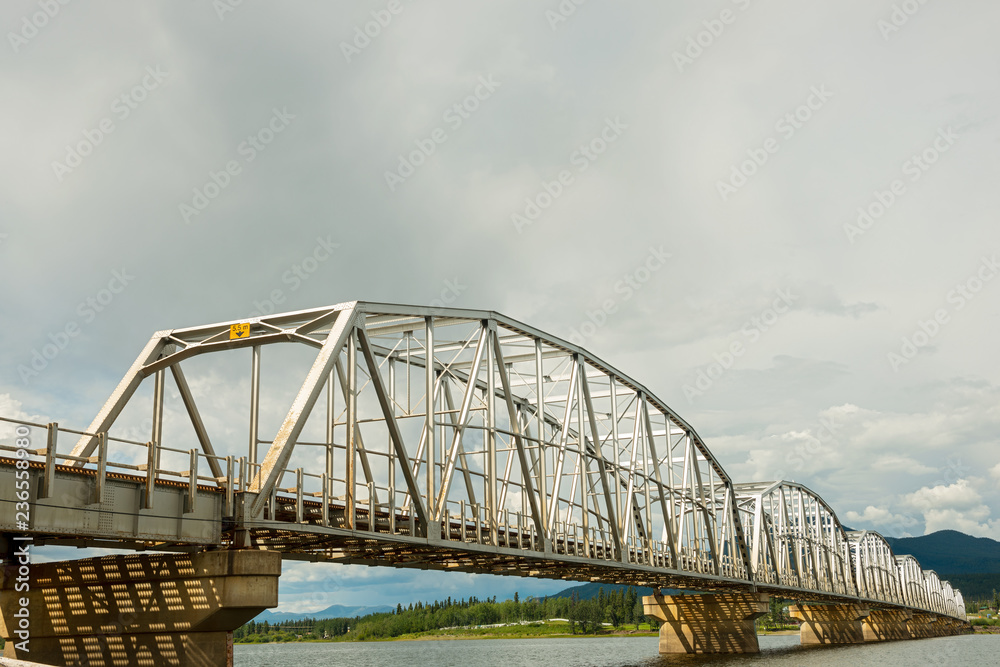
[0,301,968,662]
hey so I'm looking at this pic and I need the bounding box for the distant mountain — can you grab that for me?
[254,603,394,622]
[545,582,668,601]
[884,530,1000,575]
[935,573,1000,600]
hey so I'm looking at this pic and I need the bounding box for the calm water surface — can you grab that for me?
[236,634,998,666]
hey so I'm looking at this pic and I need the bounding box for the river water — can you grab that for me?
[235,633,998,666]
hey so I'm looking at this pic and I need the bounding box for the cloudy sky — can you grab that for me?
[2,1,999,611]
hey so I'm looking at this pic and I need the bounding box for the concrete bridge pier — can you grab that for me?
[1,550,281,667]
[907,612,935,638]
[908,612,955,638]
[862,608,912,642]
[788,603,869,645]
[933,616,961,637]
[642,591,769,653]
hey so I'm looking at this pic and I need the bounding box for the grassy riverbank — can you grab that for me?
[234,619,806,644]
[347,620,659,642]
[236,619,660,644]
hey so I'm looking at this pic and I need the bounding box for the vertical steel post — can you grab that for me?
[486,327,496,544]
[296,468,304,523]
[389,356,396,518]
[425,317,435,514]
[186,449,198,513]
[575,371,588,552]
[94,432,107,505]
[534,339,546,534]
[144,440,156,509]
[41,422,57,499]
[225,455,234,516]
[152,369,165,468]
[250,345,261,464]
[321,473,330,527]
[346,330,357,529]
[610,379,621,533]
[326,367,335,485]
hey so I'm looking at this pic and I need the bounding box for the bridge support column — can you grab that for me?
[907,612,937,638]
[862,609,912,642]
[642,591,769,654]
[789,603,868,645]
[930,616,954,637]
[1,550,280,667]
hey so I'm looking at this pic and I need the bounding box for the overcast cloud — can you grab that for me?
[3,1,999,611]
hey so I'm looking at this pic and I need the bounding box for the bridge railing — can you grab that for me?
[0,416,234,516]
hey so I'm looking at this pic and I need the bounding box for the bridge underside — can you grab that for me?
[1,550,281,667]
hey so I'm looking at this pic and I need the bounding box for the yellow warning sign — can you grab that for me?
[230,323,251,340]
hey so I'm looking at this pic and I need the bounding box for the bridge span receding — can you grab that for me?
[1,301,969,664]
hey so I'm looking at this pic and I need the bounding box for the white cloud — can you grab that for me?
[902,479,983,512]
[901,479,1000,539]
[843,505,917,530]
[872,455,935,476]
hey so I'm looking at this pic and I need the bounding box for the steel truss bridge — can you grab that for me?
[0,301,966,625]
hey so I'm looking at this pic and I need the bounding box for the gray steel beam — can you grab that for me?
[435,322,488,520]
[249,306,358,516]
[491,327,546,549]
[170,363,224,481]
[69,333,170,462]
[357,326,429,535]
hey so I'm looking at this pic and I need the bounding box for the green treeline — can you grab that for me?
[236,617,349,643]
[235,587,649,643]
[949,575,1000,602]
[965,589,1000,615]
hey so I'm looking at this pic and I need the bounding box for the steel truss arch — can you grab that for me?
[848,530,906,605]
[897,554,931,609]
[27,300,964,620]
[65,301,752,586]
[734,481,855,598]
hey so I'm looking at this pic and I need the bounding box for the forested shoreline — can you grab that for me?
[235,588,648,643]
